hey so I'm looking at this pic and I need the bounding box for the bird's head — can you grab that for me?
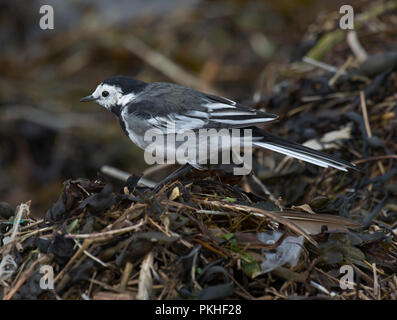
[80,76,147,111]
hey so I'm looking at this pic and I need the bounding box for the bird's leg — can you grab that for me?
[152,163,193,193]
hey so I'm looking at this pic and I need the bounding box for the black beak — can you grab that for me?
[80,95,98,102]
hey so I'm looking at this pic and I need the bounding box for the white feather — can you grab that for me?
[254,142,348,171]
[147,114,207,132]
[210,111,255,117]
[205,102,236,111]
[118,92,136,105]
[213,118,275,125]
[187,110,210,118]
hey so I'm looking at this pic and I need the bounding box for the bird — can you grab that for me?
[80,75,356,189]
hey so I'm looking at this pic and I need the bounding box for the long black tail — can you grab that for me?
[252,128,357,171]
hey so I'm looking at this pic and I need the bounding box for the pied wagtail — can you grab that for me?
[81,76,356,189]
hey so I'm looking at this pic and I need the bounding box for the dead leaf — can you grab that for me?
[291,204,316,214]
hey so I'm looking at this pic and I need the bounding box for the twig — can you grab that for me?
[101,165,130,182]
[353,155,397,164]
[360,91,372,137]
[101,165,156,187]
[196,209,237,216]
[65,218,146,239]
[248,174,278,202]
[1,202,30,257]
[302,56,340,74]
[329,56,354,86]
[372,263,380,299]
[347,31,368,62]
[310,280,337,297]
[120,262,133,290]
[137,251,154,300]
[73,239,109,268]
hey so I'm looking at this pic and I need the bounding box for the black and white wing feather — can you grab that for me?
[199,93,278,128]
[128,83,278,133]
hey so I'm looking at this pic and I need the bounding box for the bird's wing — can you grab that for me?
[199,93,278,129]
[129,90,278,134]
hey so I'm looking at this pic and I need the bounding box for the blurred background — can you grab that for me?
[0,0,394,216]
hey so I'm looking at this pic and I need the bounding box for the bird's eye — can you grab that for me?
[102,91,109,97]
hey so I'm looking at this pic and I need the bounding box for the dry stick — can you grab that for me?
[193,239,227,259]
[87,271,97,297]
[73,239,108,268]
[147,216,173,238]
[372,263,380,299]
[302,56,340,73]
[363,259,386,276]
[353,155,397,164]
[104,203,145,232]
[19,226,54,241]
[360,91,372,138]
[314,266,342,286]
[346,31,368,62]
[137,251,154,300]
[4,254,51,300]
[190,250,200,291]
[225,271,255,300]
[120,262,133,290]
[3,219,44,236]
[247,174,277,203]
[65,218,146,240]
[3,202,30,256]
[100,165,130,182]
[328,55,354,87]
[311,280,337,297]
[101,165,155,188]
[359,90,387,173]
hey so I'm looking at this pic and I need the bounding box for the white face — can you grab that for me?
[91,83,136,109]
